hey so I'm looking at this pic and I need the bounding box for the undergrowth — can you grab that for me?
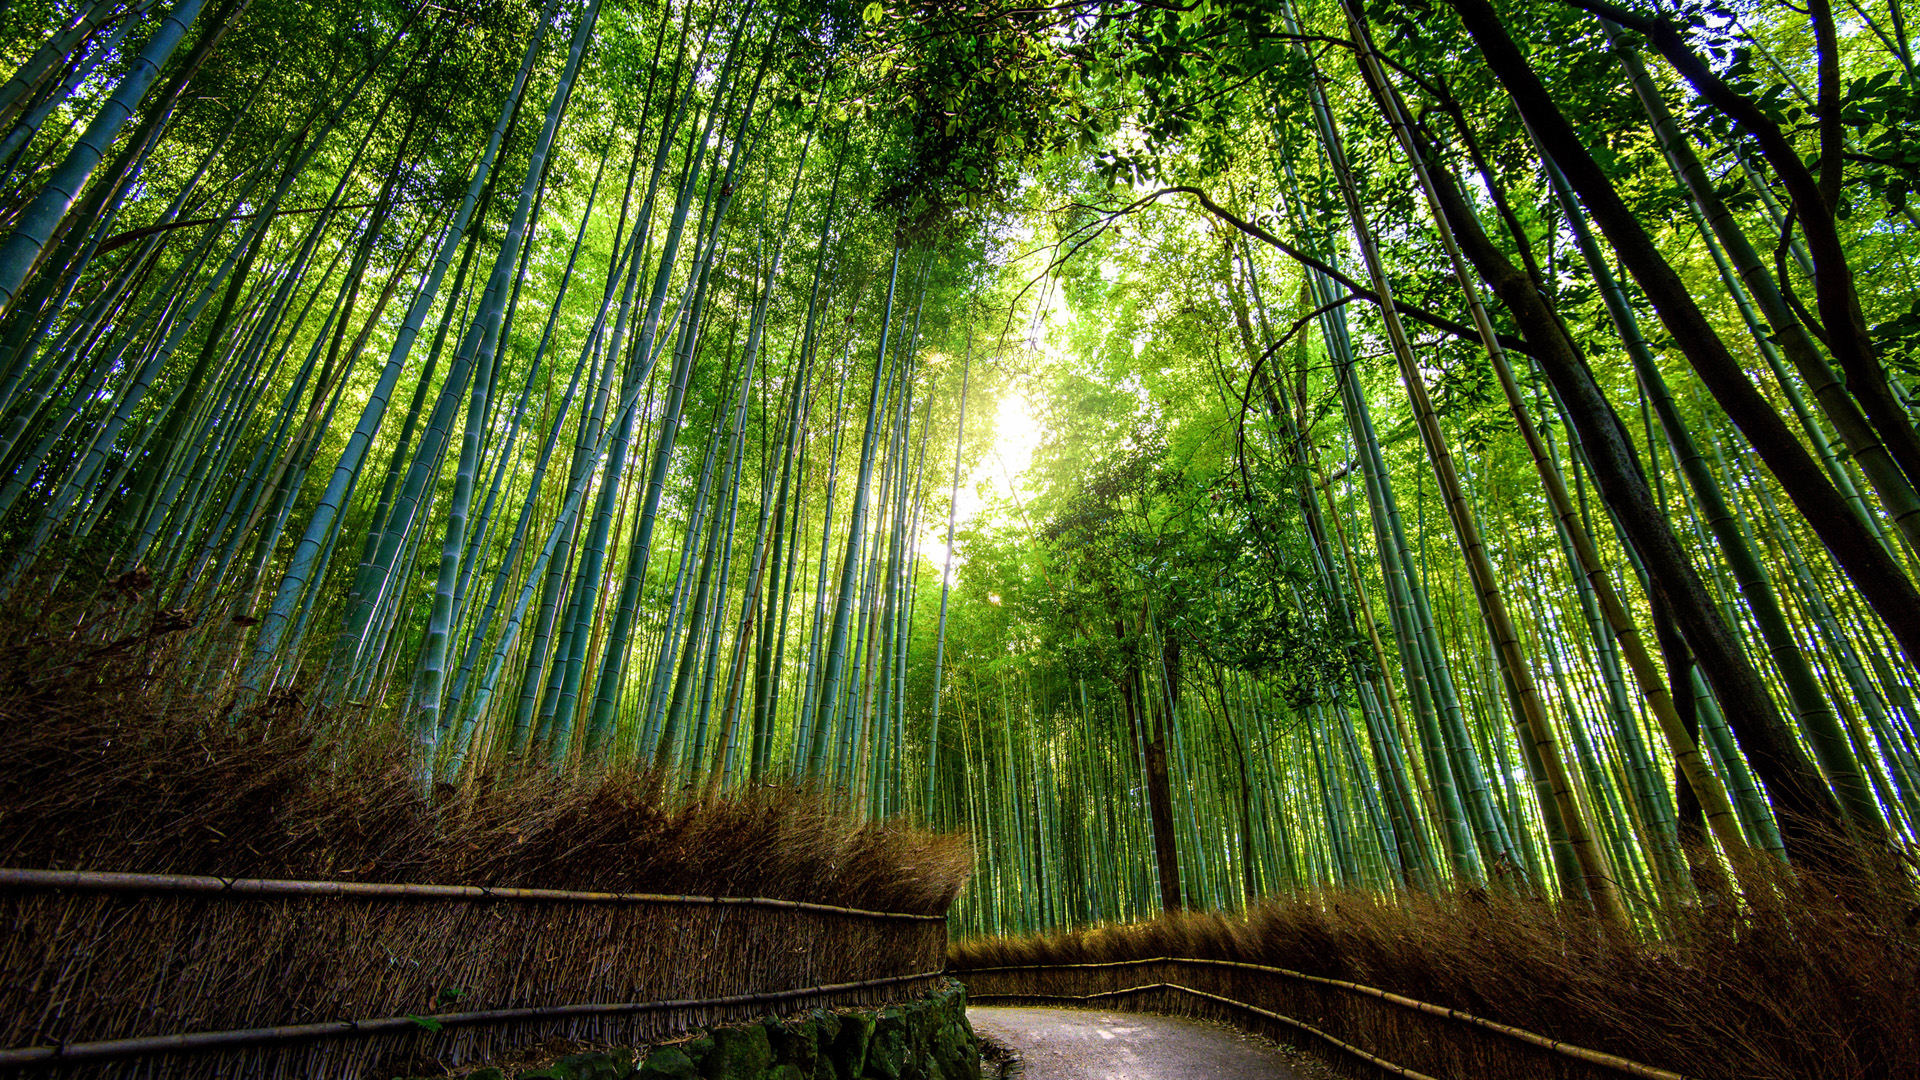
[0,589,971,915]
[951,872,1920,1080]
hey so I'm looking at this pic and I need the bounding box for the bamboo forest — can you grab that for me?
[8,0,1920,984]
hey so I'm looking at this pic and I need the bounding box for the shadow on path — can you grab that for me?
[969,1005,1333,1080]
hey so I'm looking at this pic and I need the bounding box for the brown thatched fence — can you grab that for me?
[0,867,949,1078]
[954,957,1688,1080]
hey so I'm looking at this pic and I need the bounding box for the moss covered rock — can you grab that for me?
[446,979,976,1080]
[812,1008,843,1046]
[560,1052,634,1080]
[680,1035,715,1065]
[505,1047,637,1080]
[826,1012,874,1079]
[863,1007,911,1080]
[702,1023,773,1080]
[930,1014,980,1080]
[766,1016,820,1075]
[636,1047,701,1080]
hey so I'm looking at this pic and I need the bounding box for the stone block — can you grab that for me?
[703,1023,774,1080]
[826,1013,873,1079]
[555,1052,633,1080]
[636,1048,701,1080]
[766,1016,820,1074]
[862,1008,909,1080]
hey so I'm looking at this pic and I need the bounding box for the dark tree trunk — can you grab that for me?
[1117,617,1182,913]
[1148,633,1185,913]
[1226,713,1259,907]
[1415,128,1864,873]
[1650,593,1705,844]
[1442,0,1920,732]
[1570,0,1920,491]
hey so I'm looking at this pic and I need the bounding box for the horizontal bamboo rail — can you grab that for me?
[972,983,1441,1080]
[957,956,1689,1080]
[0,971,945,1067]
[0,867,943,920]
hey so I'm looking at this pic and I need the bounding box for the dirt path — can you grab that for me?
[968,1005,1335,1080]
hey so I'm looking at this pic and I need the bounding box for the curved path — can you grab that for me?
[968,1006,1333,1080]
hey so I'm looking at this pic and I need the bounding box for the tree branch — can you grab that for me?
[1146,185,1541,357]
[1556,0,1920,486]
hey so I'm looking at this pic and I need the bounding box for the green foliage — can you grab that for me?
[1843,70,1920,213]
[864,1,1098,238]
[5,0,1919,944]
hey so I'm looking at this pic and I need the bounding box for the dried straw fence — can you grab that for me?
[0,868,948,1078]
[954,957,1688,1080]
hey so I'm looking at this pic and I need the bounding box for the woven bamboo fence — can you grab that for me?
[954,957,1687,1080]
[0,868,948,1078]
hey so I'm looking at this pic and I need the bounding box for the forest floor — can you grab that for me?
[968,1006,1338,1079]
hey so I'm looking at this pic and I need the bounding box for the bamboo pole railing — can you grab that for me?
[0,971,945,1067]
[0,866,953,1069]
[958,956,1689,1080]
[0,866,944,920]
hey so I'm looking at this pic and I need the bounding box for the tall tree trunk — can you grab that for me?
[1443,0,1920,688]
[1118,617,1182,912]
[1415,108,1863,872]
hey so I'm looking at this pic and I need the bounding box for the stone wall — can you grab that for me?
[428,980,981,1080]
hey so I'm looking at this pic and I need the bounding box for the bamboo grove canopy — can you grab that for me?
[2,0,1918,935]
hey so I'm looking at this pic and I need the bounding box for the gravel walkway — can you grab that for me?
[968,1005,1338,1080]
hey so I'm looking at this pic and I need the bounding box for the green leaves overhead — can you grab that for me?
[860,2,1099,238]
[4,0,1920,939]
